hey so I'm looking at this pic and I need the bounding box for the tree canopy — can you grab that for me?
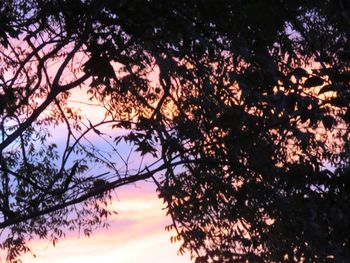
[0,0,349,262]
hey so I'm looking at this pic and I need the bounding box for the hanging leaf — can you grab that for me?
[304,76,324,87]
[291,67,309,79]
[318,85,337,95]
[329,97,348,108]
[322,115,336,130]
[342,108,350,123]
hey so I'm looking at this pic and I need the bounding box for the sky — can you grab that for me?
[13,89,193,262]
[21,183,192,263]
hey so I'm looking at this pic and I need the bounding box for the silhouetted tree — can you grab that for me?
[0,0,349,262]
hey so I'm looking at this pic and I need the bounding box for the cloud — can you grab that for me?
[22,183,192,263]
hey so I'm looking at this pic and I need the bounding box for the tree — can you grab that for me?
[0,0,349,262]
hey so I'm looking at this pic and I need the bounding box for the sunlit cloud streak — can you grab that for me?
[21,183,192,263]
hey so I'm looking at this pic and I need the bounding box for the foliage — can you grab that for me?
[0,0,349,262]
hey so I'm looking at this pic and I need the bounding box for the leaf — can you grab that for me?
[135,139,158,157]
[318,85,337,95]
[291,67,308,79]
[342,108,350,123]
[114,136,123,144]
[322,115,335,130]
[317,67,335,76]
[329,97,348,108]
[304,76,324,87]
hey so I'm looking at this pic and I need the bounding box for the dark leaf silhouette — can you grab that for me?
[304,76,324,88]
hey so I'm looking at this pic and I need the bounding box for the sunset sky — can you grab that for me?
[1,2,347,262]
[22,183,192,263]
[13,88,193,262]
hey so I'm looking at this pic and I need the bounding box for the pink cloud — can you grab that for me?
[21,183,192,263]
